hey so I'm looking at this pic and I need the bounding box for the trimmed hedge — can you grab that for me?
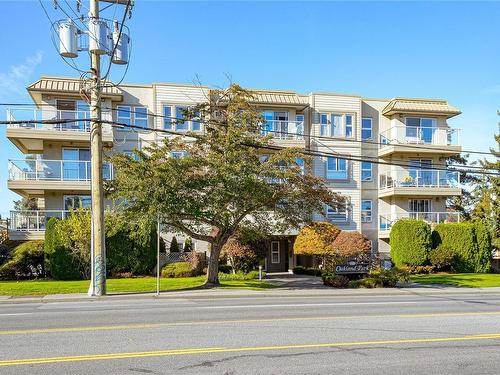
[432,222,491,273]
[161,262,193,278]
[390,219,431,267]
[293,266,322,276]
[0,240,45,279]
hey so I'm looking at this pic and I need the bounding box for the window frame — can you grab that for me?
[326,201,349,222]
[271,241,280,264]
[361,199,373,223]
[361,117,373,140]
[326,157,348,180]
[163,104,202,132]
[361,161,373,182]
[345,114,353,138]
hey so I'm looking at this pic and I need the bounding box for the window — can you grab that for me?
[62,148,90,180]
[175,106,188,131]
[296,114,304,136]
[134,107,148,128]
[362,117,372,140]
[192,111,201,131]
[361,200,373,223]
[405,117,436,143]
[326,203,348,222]
[296,158,305,175]
[170,151,187,158]
[330,114,342,136]
[117,105,131,127]
[326,157,348,180]
[163,106,172,129]
[319,113,328,136]
[271,241,280,263]
[64,195,91,210]
[361,161,372,181]
[124,151,140,161]
[345,115,353,137]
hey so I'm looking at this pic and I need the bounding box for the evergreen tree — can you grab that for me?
[169,236,180,253]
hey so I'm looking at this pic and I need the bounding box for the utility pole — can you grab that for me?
[89,0,106,296]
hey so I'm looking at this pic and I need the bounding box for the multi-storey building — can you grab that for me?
[6,76,462,272]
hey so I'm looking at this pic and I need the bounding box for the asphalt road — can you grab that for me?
[1,290,500,374]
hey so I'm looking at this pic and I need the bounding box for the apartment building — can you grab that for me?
[6,76,462,271]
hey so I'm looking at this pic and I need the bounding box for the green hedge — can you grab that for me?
[0,240,45,279]
[44,217,82,280]
[161,262,193,278]
[432,222,491,273]
[390,219,431,267]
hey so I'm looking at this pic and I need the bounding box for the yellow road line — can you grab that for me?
[1,310,500,336]
[2,333,500,367]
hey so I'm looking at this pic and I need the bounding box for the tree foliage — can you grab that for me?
[293,222,341,256]
[332,231,371,261]
[221,231,267,273]
[0,241,45,280]
[109,84,340,286]
[169,236,180,253]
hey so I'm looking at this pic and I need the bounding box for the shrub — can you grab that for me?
[390,219,431,267]
[218,264,233,274]
[185,252,207,276]
[429,246,456,272]
[348,268,409,288]
[44,217,83,280]
[293,222,341,256]
[0,241,45,280]
[169,237,180,252]
[321,272,350,288]
[183,237,193,252]
[293,266,322,276]
[221,232,267,273]
[331,231,372,261]
[161,262,193,278]
[432,222,491,273]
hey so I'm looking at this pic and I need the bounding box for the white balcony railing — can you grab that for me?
[379,126,460,147]
[379,212,461,232]
[10,210,71,232]
[6,107,113,133]
[379,170,460,190]
[8,159,113,181]
[261,120,304,140]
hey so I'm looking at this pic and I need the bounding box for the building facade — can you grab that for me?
[6,76,463,271]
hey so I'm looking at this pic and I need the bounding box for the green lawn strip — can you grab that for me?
[411,273,500,288]
[0,277,274,296]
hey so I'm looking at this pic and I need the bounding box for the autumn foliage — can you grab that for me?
[293,222,341,256]
[332,231,371,260]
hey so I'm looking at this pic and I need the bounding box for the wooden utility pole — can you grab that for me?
[89,0,106,296]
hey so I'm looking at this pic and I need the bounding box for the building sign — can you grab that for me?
[335,260,369,274]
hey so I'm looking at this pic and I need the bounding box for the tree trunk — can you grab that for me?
[205,242,221,287]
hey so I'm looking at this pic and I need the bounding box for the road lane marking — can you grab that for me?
[1,333,500,367]
[1,311,500,336]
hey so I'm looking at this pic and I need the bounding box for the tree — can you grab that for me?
[221,231,267,273]
[446,154,479,220]
[293,222,341,266]
[390,219,431,267]
[169,236,180,253]
[13,197,38,211]
[109,84,340,286]
[183,237,193,252]
[331,231,371,261]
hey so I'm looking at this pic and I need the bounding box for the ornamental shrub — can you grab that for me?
[169,237,180,253]
[432,222,491,273]
[0,240,45,280]
[429,246,456,272]
[390,219,431,267]
[161,262,192,278]
[44,218,82,280]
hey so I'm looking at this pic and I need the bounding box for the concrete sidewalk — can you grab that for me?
[2,282,500,304]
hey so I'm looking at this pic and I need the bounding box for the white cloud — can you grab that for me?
[0,51,43,99]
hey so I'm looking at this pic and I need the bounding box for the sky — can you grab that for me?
[0,0,499,218]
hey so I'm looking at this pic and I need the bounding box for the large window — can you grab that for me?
[326,157,348,180]
[271,241,280,263]
[326,203,348,222]
[64,195,91,210]
[62,148,90,180]
[319,113,353,137]
[117,105,148,129]
[362,117,373,140]
[361,161,372,181]
[405,117,436,143]
[163,105,201,132]
[361,200,373,223]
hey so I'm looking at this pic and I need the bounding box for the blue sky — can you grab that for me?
[0,0,499,218]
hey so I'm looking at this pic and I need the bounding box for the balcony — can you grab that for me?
[379,126,461,157]
[8,159,113,195]
[6,107,113,153]
[379,169,461,198]
[8,210,70,240]
[379,212,461,238]
[261,120,305,145]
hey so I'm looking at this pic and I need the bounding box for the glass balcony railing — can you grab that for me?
[261,120,304,140]
[10,210,71,232]
[6,107,113,133]
[379,170,460,190]
[379,212,461,232]
[379,126,460,147]
[8,159,113,181]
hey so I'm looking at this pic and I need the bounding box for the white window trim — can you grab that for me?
[117,105,149,130]
[318,112,355,138]
[361,161,373,182]
[163,104,202,132]
[271,241,280,264]
[361,199,373,223]
[362,117,373,140]
[326,157,348,180]
[326,201,349,223]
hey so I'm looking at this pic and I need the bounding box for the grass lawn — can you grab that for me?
[0,276,275,296]
[411,273,500,288]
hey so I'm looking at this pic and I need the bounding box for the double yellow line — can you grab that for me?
[2,333,500,367]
